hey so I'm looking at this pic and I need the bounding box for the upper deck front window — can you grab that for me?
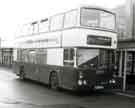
[80,8,116,31]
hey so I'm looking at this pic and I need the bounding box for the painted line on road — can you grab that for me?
[115,92,135,98]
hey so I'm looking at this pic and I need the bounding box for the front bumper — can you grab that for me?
[94,79,116,90]
[76,79,116,91]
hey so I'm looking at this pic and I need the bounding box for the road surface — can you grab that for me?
[0,67,135,108]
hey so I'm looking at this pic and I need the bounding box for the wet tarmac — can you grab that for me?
[0,67,135,108]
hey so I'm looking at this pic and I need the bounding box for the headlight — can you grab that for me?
[112,80,116,84]
[83,80,87,85]
[78,80,83,85]
[109,79,116,84]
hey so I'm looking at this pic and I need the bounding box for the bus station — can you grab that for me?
[113,0,135,92]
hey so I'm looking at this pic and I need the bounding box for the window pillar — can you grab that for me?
[123,50,127,92]
[119,50,123,77]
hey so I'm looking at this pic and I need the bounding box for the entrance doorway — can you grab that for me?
[126,52,135,89]
[116,50,135,91]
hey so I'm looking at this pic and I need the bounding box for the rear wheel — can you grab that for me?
[19,66,25,80]
[50,72,59,90]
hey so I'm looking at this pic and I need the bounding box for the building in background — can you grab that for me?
[0,39,13,67]
[0,38,1,47]
[113,0,135,91]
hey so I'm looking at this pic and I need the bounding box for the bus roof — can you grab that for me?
[21,5,115,27]
[79,5,115,15]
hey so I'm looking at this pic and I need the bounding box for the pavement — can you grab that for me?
[0,67,135,108]
[113,89,135,98]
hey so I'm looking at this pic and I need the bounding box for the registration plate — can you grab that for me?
[94,86,104,90]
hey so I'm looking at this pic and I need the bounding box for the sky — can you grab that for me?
[0,0,126,41]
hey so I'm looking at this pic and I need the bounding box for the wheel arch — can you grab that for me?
[48,69,61,87]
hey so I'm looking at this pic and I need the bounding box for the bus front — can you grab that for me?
[75,7,117,90]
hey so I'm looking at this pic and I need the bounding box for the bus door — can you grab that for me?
[61,48,76,88]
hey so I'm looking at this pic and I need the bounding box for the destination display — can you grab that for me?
[87,35,112,46]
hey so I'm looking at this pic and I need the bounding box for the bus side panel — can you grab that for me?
[38,65,51,84]
[24,63,39,81]
[21,63,59,84]
[13,62,39,81]
[12,61,21,76]
[38,64,61,85]
[13,61,62,85]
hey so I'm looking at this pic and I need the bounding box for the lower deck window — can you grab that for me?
[17,49,47,65]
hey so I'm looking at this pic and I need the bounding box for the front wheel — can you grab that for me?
[50,72,59,90]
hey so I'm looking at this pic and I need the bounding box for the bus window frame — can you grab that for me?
[80,7,117,32]
[39,18,49,33]
[63,9,78,29]
[31,21,39,34]
[63,48,77,67]
[50,13,64,31]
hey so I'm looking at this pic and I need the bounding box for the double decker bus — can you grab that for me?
[13,6,117,91]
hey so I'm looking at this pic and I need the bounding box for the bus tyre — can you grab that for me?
[19,71,25,80]
[50,72,59,90]
[19,67,25,80]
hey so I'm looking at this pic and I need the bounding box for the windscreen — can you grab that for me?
[80,8,116,31]
[77,49,99,66]
[77,49,114,67]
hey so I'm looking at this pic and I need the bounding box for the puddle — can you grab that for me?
[41,104,86,108]
[0,98,20,104]
[0,98,87,108]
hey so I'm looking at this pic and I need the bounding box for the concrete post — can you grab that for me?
[123,50,127,92]
[119,50,122,77]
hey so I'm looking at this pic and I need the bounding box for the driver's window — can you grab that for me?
[64,48,74,66]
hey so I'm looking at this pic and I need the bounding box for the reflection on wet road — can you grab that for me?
[0,67,135,108]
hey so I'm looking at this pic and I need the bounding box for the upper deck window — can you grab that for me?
[64,10,78,28]
[39,18,49,32]
[50,14,64,31]
[80,8,116,31]
[31,21,39,34]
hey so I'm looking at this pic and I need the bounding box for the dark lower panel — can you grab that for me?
[13,62,79,91]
